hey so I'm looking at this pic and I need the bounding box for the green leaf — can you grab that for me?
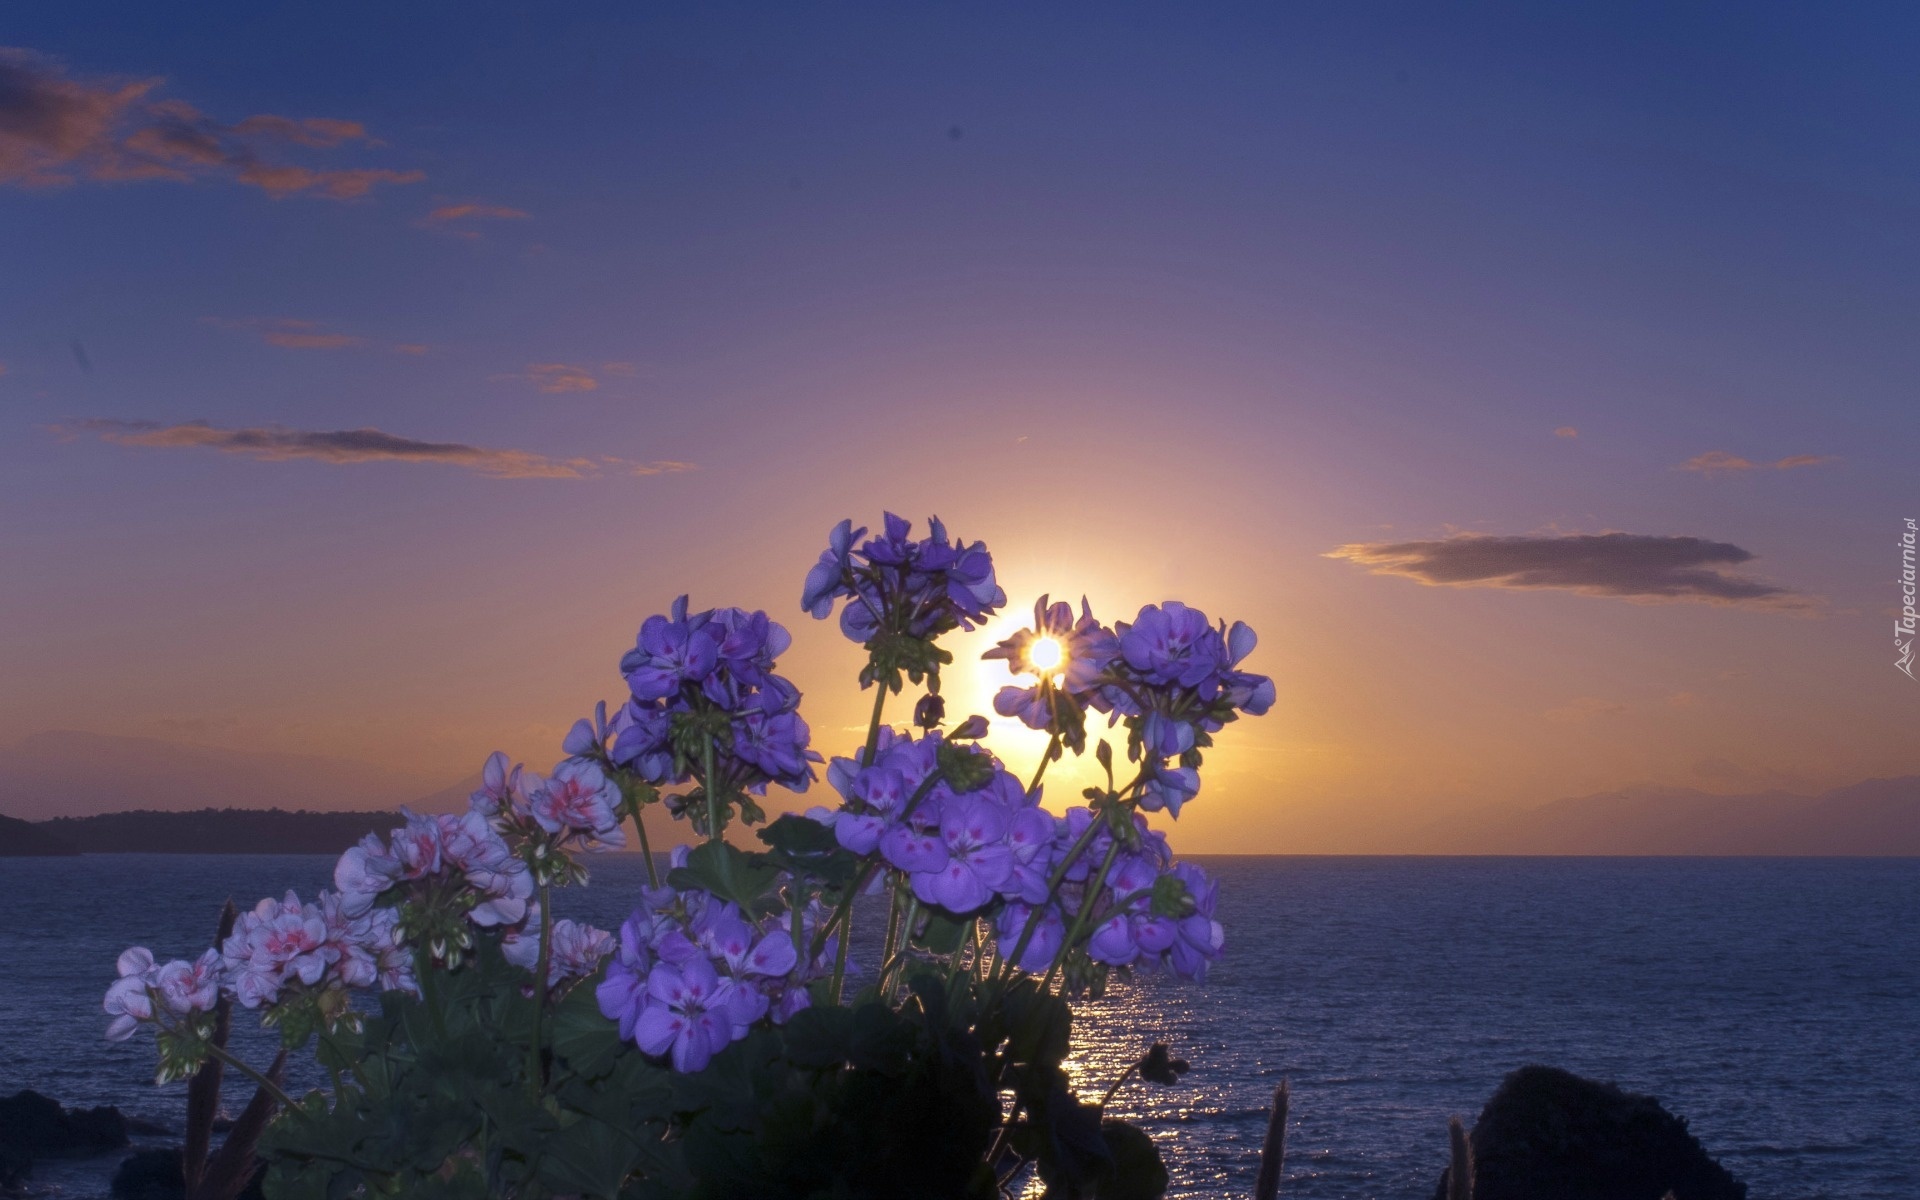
[668,840,783,917]
[758,814,863,888]
[534,1118,644,1200]
[780,1003,856,1069]
[914,911,971,956]
[1000,979,1072,1071]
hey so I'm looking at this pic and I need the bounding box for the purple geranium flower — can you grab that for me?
[910,793,1014,912]
[631,956,739,1073]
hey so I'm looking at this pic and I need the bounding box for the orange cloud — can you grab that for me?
[496,363,604,393]
[1554,426,1579,438]
[50,419,598,480]
[1681,450,1836,474]
[631,460,698,476]
[0,47,421,199]
[203,317,365,350]
[202,317,433,354]
[423,201,530,224]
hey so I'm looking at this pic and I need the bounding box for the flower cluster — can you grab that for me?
[104,891,412,1047]
[104,948,221,1042]
[596,856,828,1072]
[222,890,405,1009]
[606,597,820,823]
[987,595,1120,754]
[502,909,616,988]
[809,728,1054,914]
[335,808,534,929]
[989,597,1275,817]
[802,514,1007,669]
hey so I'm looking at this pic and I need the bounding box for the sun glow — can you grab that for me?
[1027,635,1064,674]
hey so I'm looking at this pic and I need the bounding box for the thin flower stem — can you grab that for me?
[860,685,888,766]
[204,1043,297,1113]
[629,803,659,888]
[879,883,903,986]
[1042,839,1124,993]
[1097,1061,1141,1111]
[828,909,853,1005]
[994,760,1154,984]
[884,894,920,998]
[815,768,942,969]
[701,738,722,843]
[1025,732,1060,798]
[527,883,554,1094]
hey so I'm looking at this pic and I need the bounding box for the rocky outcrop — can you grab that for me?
[1435,1066,1746,1200]
[0,1089,130,1187]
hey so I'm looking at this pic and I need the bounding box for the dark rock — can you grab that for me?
[0,1144,29,1190]
[126,1116,175,1136]
[0,1089,129,1159]
[110,1147,265,1200]
[111,1148,186,1199]
[1435,1066,1746,1200]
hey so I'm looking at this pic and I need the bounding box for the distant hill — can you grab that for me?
[0,730,454,821]
[0,813,79,856]
[33,808,403,854]
[1450,775,1920,855]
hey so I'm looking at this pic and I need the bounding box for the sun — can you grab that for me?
[1027,635,1064,674]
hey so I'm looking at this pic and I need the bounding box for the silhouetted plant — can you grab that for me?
[99,514,1275,1198]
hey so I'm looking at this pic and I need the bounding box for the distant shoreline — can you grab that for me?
[4,784,1918,857]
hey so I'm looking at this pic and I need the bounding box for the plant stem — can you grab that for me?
[995,820,1101,984]
[1042,838,1124,992]
[629,803,659,888]
[1097,1061,1140,1112]
[860,684,888,766]
[701,738,722,843]
[828,907,853,1005]
[1025,732,1060,798]
[527,883,554,1094]
[885,894,920,998]
[204,1044,297,1113]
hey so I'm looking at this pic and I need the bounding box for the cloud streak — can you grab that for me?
[419,201,531,237]
[1,47,421,198]
[201,317,434,354]
[1326,531,1813,610]
[498,362,637,393]
[52,419,600,479]
[1681,450,1836,474]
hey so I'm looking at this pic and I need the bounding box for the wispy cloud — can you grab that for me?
[0,47,421,198]
[1326,531,1814,611]
[497,362,635,394]
[1680,450,1836,474]
[418,201,531,237]
[1553,426,1579,438]
[51,419,596,479]
[202,317,431,354]
[1544,696,1629,723]
[51,418,697,482]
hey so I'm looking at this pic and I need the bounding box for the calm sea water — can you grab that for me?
[1,855,1914,1198]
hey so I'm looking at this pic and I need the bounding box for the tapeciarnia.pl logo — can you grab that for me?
[1899,518,1917,680]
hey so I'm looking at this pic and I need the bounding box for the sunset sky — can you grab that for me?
[4,3,1915,851]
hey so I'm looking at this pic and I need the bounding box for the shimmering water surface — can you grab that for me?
[2,855,1914,1198]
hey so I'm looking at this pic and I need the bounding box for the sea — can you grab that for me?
[2,854,1915,1199]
